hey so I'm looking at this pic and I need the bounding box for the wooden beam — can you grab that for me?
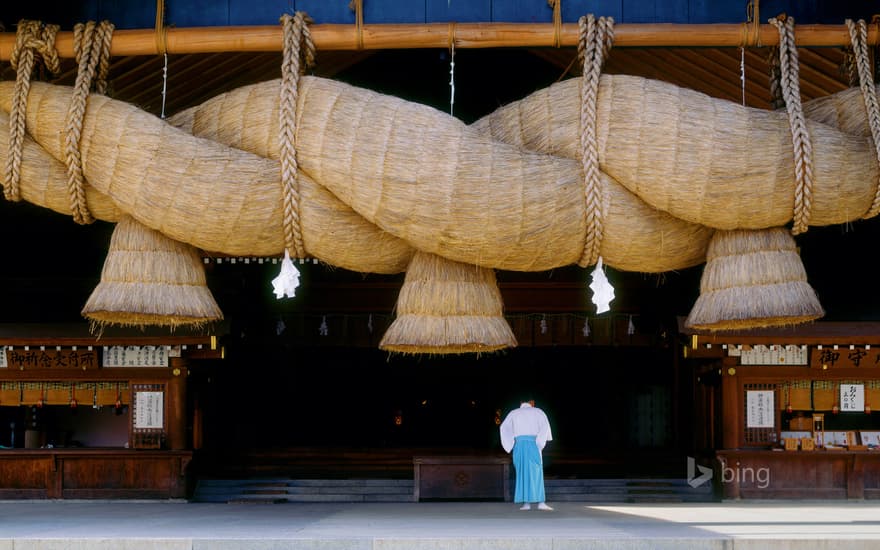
[1,23,877,60]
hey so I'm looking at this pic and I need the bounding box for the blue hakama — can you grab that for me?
[512,435,546,503]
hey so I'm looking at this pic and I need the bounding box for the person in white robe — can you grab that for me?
[500,399,553,510]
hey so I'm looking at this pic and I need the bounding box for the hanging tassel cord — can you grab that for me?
[279,11,316,261]
[576,14,614,268]
[844,18,880,220]
[64,19,115,225]
[769,15,814,236]
[4,20,61,203]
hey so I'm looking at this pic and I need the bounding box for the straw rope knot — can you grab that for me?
[577,14,614,268]
[279,12,316,260]
[769,15,814,236]
[4,20,60,203]
[844,18,880,220]
[64,20,115,225]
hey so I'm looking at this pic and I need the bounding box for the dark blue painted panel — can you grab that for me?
[689,0,745,24]
[97,0,155,29]
[0,1,112,30]
[294,0,357,24]
[1,0,876,29]
[167,0,229,27]
[623,0,688,23]
[427,0,491,22]
[563,1,623,22]
[761,0,873,24]
[491,0,554,23]
[229,0,291,25]
[364,0,425,23]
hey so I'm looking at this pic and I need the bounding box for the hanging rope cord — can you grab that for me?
[4,20,61,202]
[845,18,880,220]
[577,14,614,268]
[768,15,814,236]
[65,20,115,225]
[279,12,316,260]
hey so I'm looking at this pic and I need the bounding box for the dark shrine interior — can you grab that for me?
[2,37,880,476]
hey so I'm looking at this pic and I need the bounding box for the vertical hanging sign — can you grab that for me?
[746,390,775,428]
[840,384,865,412]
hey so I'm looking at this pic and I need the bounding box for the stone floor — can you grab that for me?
[2,500,880,549]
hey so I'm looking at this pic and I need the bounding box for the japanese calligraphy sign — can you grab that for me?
[133,391,164,430]
[840,384,865,412]
[811,347,880,369]
[103,346,169,367]
[733,344,808,365]
[4,348,98,370]
[746,390,775,428]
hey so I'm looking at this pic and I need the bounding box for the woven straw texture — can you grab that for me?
[379,251,516,354]
[81,215,223,328]
[684,228,824,331]
[1,72,878,336]
[2,75,875,276]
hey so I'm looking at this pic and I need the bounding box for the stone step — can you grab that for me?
[192,477,716,504]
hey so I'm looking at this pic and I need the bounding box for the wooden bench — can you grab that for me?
[413,455,511,502]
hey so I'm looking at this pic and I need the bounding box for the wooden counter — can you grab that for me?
[0,449,192,499]
[717,449,880,500]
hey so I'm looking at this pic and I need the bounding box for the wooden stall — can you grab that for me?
[0,324,222,499]
[682,320,880,500]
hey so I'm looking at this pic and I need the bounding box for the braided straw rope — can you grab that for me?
[845,18,880,220]
[279,12,315,260]
[65,20,114,225]
[5,20,60,202]
[769,15,814,235]
[2,70,879,274]
[577,14,614,268]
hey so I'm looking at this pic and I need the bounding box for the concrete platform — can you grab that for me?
[2,500,880,549]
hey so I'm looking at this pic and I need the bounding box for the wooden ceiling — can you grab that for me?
[1,43,855,119]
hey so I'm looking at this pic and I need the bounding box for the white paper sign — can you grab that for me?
[134,391,164,429]
[840,384,865,412]
[746,390,775,428]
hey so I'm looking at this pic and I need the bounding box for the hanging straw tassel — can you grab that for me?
[684,227,824,331]
[82,215,223,329]
[379,251,516,354]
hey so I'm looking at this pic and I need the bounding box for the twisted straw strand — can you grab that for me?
[770,16,814,235]
[845,19,880,220]
[279,12,315,259]
[5,20,60,202]
[64,20,114,225]
[577,14,614,268]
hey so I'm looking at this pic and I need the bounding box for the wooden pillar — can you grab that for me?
[721,365,740,450]
[167,358,188,451]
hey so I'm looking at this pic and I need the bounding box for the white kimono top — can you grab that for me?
[499,402,553,453]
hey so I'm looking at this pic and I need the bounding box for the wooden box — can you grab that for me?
[413,456,511,502]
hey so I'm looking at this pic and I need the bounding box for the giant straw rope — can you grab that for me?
[1,18,879,298]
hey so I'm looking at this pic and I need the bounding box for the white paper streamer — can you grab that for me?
[589,256,615,314]
[271,249,301,299]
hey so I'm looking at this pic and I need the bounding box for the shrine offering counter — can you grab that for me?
[682,320,880,500]
[413,455,512,501]
[0,324,222,500]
